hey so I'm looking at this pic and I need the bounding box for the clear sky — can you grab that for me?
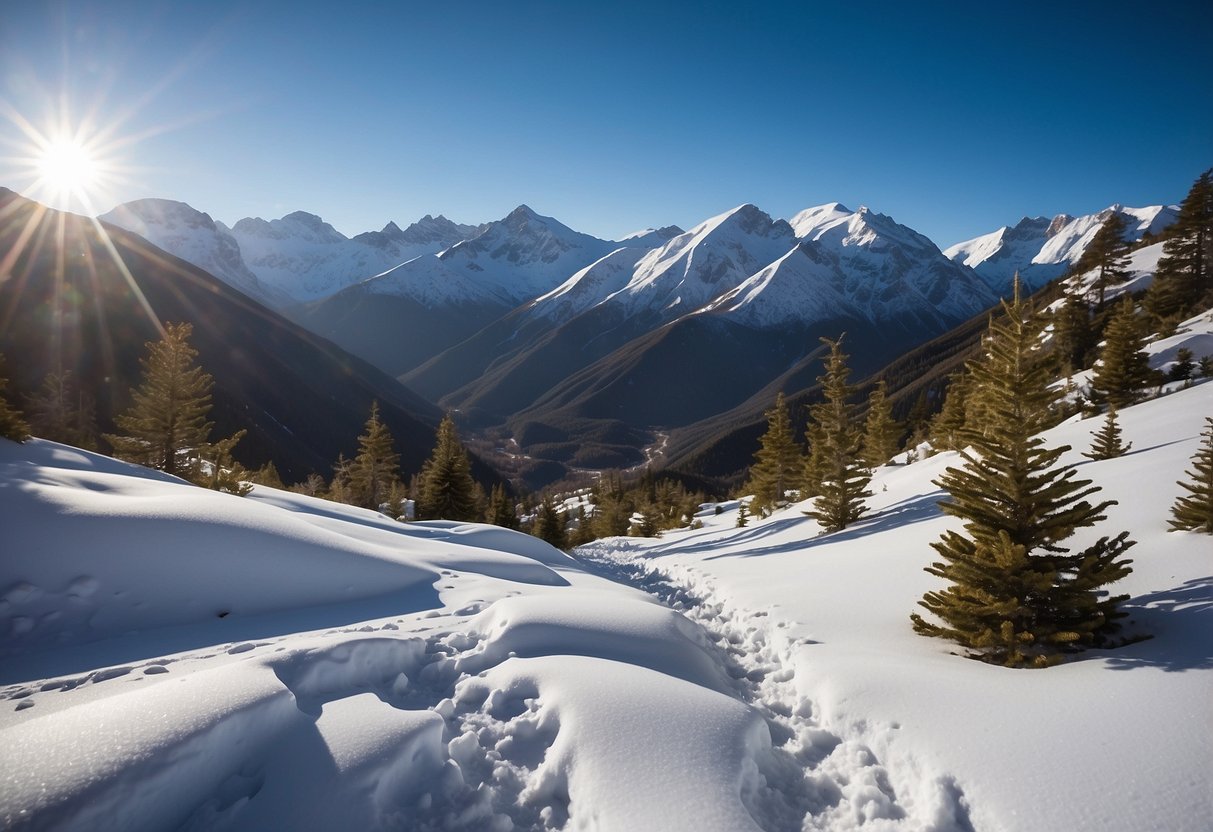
[2,1,1210,247]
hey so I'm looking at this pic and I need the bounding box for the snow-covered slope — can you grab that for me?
[5,334,1209,829]
[99,199,289,308]
[226,210,478,303]
[580,368,1213,832]
[945,204,1178,291]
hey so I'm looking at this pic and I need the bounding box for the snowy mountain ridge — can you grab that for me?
[944,203,1179,291]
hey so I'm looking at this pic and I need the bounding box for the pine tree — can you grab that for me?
[929,370,969,451]
[250,461,285,489]
[633,504,661,537]
[804,337,871,532]
[861,380,901,468]
[1145,169,1213,323]
[570,505,597,546]
[487,483,519,530]
[349,401,403,510]
[26,371,98,449]
[1169,417,1213,533]
[1084,405,1131,460]
[911,286,1135,667]
[532,495,567,549]
[1075,213,1130,311]
[416,413,479,521]
[1168,348,1195,382]
[104,322,215,479]
[1090,297,1153,408]
[327,454,354,504]
[200,430,252,496]
[735,499,750,527]
[801,421,829,498]
[744,392,802,515]
[1050,290,1095,377]
[0,354,30,443]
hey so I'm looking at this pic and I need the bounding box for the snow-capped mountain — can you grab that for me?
[225,210,479,303]
[708,203,995,328]
[945,204,1178,291]
[358,205,619,307]
[99,199,289,308]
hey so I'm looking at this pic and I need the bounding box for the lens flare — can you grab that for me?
[37,139,99,196]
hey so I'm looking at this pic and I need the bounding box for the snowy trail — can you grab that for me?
[574,540,976,832]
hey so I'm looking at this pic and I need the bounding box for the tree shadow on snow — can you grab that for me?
[702,490,946,562]
[1098,575,1213,672]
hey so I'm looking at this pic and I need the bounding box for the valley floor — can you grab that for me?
[1,381,1210,831]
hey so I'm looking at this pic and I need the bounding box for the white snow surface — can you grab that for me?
[944,204,1178,292]
[4,366,1211,829]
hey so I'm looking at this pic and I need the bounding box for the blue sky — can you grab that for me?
[2,1,1210,246]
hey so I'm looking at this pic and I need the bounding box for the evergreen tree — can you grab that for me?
[250,461,285,489]
[1168,348,1195,382]
[861,380,901,468]
[1200,356,1213,378]
[487,483,519,530]
[632,504,661,537]
[1145,169,1213,323]
[1084,405,1131,460]
[804,337,871,532]
[349,401,403,510]
[744,392,802,515]
[570,505,598,547]
[532,495,567,549]
[1075,213,1130,311]
[0,354,30,443]
[801,421,829,498]
[735,500,749,527]
[200,430,252,496]
[1050,290,1095,377]
[1169,417,1213,534]
[291,472,327,498]
[929,370,969,451]
[1090,297,1153,408]
[26,371,98,449]
[327,453,354,504]
[416,413,479,521]
[104,323,214,479]
[911,287,1135,667]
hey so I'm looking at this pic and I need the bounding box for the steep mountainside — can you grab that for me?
[944,204,1178,291]
[408,203,996,487]
[300,206,630,378]
[0,189,467,483]
[99,199,290,308]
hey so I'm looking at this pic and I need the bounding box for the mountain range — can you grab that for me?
[92,191,1178,488]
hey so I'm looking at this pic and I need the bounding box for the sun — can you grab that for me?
[37,139,99,195]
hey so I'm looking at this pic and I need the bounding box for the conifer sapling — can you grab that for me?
[1169,417,1213,534]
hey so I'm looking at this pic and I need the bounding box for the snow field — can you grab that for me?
[583,378,1213,832]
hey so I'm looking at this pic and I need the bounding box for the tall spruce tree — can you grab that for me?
[911,286,1135,667]
[804,337,871,532]
[487,483,519,530]
[1076,213,1130,311]
[1169,417,1213,533]
[104,323,215,479]
[0,355,30,442]
[929,370,969,451]
[744,392,802,515]
[1090,296,1153,408]
[26,371,98,450]
[1145,169,1213,324]
[416,413,479,521]
[532,495,568,549]
[1084,405,1131,460]
[1051,290,1095,377]
[349,401,403,510]
[861,380,901,468]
